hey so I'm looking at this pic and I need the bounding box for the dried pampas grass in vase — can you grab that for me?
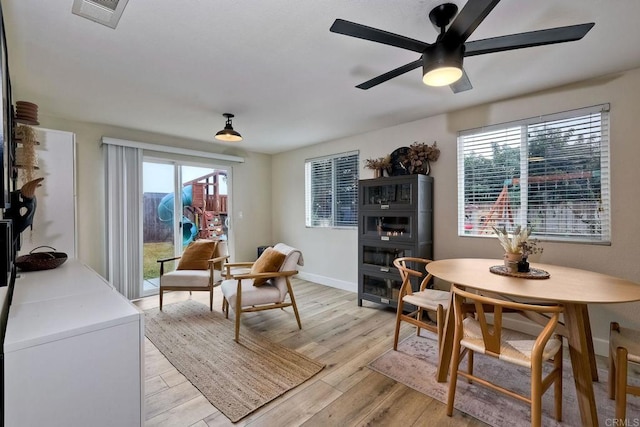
[364,155,391,178]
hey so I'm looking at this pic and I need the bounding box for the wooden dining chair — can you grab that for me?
[392,257,450,351]
[609,322,640,422]
[446,284,564,427]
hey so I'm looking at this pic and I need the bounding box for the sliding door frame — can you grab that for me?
[141,154,233,297]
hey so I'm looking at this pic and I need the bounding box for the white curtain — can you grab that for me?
[104,143,142,299]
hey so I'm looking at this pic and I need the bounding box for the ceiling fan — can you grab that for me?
[330,0,594,92]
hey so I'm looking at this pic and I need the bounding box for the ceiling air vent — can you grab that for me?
[72,0,129,29]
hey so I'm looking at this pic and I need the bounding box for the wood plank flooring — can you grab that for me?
[134,279,489,427]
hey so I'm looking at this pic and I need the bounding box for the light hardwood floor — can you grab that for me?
[134,279,488,427]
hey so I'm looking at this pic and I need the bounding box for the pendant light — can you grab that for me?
[215,113,243,142]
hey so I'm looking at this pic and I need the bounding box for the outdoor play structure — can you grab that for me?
[469,171,598,235]
[157,171,228,245]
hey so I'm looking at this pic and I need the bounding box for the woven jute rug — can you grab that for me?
[145,300,324,422]
[369,330,640,427]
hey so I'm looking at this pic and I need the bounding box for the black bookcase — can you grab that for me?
[357,174,433,308]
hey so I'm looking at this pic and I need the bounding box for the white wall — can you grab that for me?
[18,128,77,258]
[34,116,274,276]
[272,67,640,355]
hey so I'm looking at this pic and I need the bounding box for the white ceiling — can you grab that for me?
[3,0,640,154]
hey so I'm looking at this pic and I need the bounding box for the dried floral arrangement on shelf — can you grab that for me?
[364,155,391,177]
[364,156,391,170]
[365,141,441,178]
[407,141,440,175]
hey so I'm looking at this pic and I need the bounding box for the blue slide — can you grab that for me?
[157,185,198,245]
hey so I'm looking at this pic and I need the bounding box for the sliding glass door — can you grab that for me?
[142,161,177,296]
[142,159,230,296]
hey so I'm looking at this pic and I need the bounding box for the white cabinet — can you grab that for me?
[3,260,144,426]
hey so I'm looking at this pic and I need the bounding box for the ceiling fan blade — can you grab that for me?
[442,0,501,45]
[356,59,422,90]
[450,69,472,93]
[330,19,429,53]
[463,22,595,57]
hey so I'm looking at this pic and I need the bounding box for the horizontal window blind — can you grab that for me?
[305,151,359,228]
[458,104,610,243]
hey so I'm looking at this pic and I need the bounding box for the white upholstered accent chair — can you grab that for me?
[609,322,640,422]
[447,284,564,427]
[157,240,229,311]
[392,257,450,351]
[220,243,303,341]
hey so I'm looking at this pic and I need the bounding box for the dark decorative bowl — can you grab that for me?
[16,246,68,271]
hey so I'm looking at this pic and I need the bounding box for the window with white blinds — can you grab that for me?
[458,104,610,243]
[305,151,359,228]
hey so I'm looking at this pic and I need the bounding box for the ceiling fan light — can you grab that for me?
[214,113,243,142]
[422,43,464,87]
[423,66,463,86]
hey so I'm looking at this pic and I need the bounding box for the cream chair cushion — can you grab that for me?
[214,240,251,277]
[461,317,563,368]
[403,289,450,311]
[271,243,303,299]
[212,240,228,271]
[220,279,281,311]
[161,269,223,288]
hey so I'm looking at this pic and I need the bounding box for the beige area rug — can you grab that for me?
[145,301,324,423]
[369,331,640,427]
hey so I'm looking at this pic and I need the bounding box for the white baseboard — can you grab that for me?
[296,272,356,293]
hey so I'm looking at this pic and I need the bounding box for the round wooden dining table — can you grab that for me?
[427,258,640,427]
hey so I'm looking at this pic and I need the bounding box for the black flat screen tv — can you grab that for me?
[0,2,10,209]
[0,0,14,250]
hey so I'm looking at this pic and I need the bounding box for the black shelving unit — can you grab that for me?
[357,174,433,308]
